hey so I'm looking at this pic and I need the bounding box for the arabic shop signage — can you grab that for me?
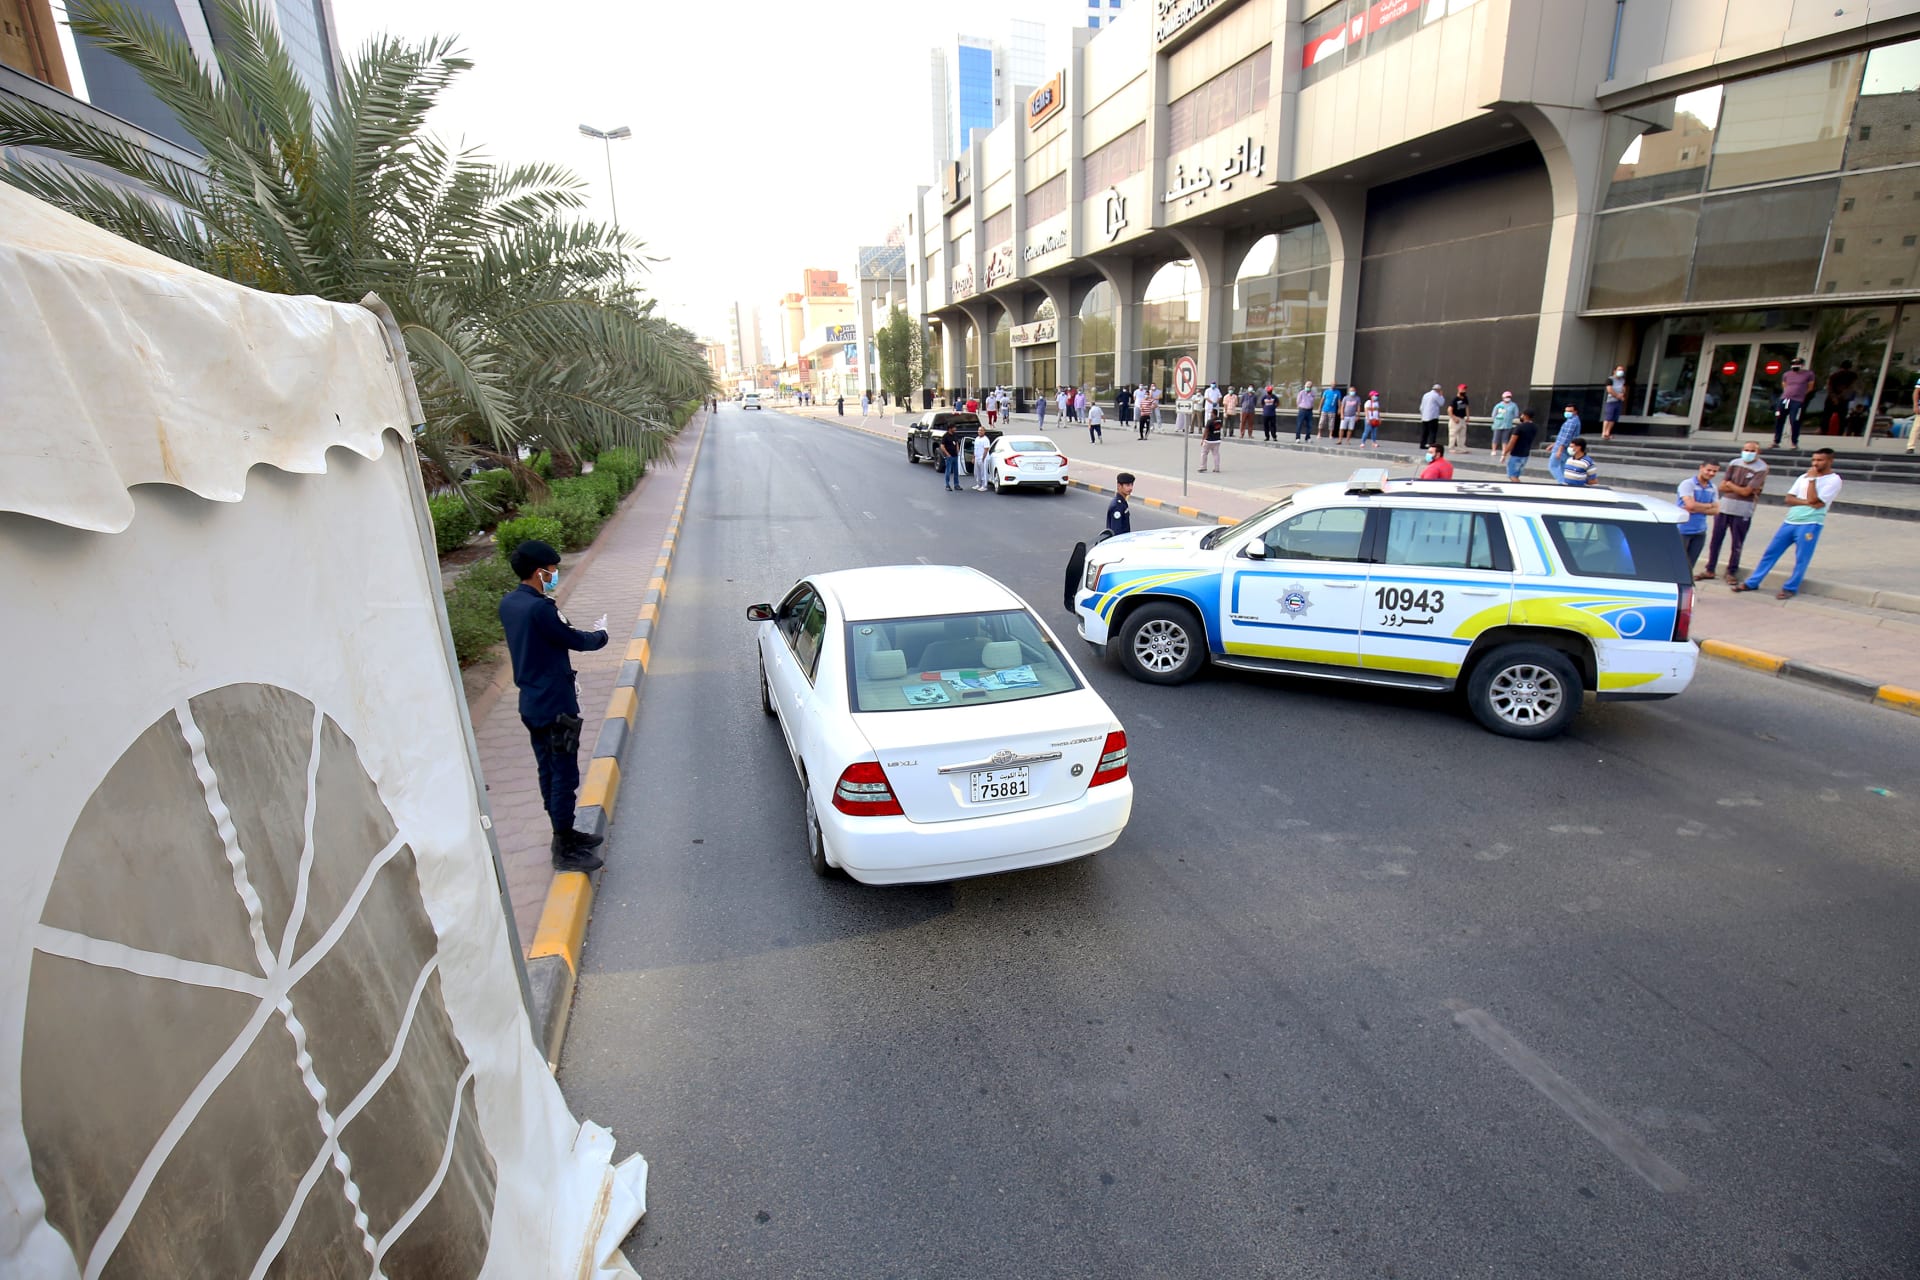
[1155,0,1231,46]
[1163,135,1266,207]
[1027,74,1064,129]
[984,241,1017,289]
[951,262,976,300]
[1023,221,1068,263]
[1103,186,1130,241]
[1010,317,1057,348]
[824,324,856,343]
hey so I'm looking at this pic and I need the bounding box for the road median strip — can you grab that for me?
[523,417,709,1070]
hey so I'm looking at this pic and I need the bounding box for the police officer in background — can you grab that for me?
[500,540,610,872]
[1103,472,1135,541]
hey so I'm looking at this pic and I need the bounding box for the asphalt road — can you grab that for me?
[561,407,1919,1279]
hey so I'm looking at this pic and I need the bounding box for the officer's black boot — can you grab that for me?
[551,830,604,872]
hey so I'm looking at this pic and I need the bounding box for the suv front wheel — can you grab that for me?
[1115,602,1206,685]
[1466,643,1582,739]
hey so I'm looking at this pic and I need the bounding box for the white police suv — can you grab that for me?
[1067,472,1699,739]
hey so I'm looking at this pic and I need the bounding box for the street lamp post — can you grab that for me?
[578,123,631,276]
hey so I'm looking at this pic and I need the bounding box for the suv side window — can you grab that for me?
[1382,509,1509,572]
[1263,507,1368,562]
[1544,517,1687,583]
[792,598,828,679]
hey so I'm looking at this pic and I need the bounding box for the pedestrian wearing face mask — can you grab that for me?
[1548,404,1583,484]
[1602,365,1627,441]
[1418,443,1455,480]
[1703,441,1769,584]
[500,540,611,871]
[1489,391,1518,459]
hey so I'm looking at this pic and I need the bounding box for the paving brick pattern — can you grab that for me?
[470,413,709,943]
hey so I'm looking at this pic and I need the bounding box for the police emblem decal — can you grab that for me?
[1279,585,1313,618]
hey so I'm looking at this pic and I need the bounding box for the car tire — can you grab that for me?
[759,661,775,717]
[1055,485,1067,495]
[1466,643,1583,739]
[906,441,917,464]
[804,787,832,877]
[995,473,1009,494]
[1115,601,1206,685]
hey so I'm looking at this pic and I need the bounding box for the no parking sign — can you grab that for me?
[1173,355,1198,400]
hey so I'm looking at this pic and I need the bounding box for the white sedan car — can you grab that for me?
[748,565,1132,884]
[987,434,1069,494]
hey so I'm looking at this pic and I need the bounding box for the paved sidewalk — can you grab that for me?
[799,406,1920,697]
[468,412,708,943]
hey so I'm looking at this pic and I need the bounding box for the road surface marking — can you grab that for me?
[1445,1001,1689,1193]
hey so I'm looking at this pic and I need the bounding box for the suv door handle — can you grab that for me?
[1323,582,1359,589]
[1460,589,1500,597]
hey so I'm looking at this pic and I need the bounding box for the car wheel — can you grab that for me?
[1466,643,1583,739]
[759,661,775,717]
[1116,602,1206,685]
[804,787,832,877]
[1055,485,1068,495]
[995,473,1009,493]
[906,442,917,464]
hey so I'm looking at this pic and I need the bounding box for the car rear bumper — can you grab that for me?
[821,779,1132,885]
[999,470,1067,485]
[1594,639,1697,698]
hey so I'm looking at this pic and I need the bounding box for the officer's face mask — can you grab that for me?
[541,568,560,595]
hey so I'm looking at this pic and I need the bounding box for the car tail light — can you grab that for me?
[832,761,903,816]
[1055,455,1068,467]
[1005,453,1022,468]
[1674,585,1694,642]
[1089,731,1129,787]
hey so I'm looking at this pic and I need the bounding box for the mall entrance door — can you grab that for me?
[1690,334,1808,438]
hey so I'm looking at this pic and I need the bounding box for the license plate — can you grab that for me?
[968,767,1030,803]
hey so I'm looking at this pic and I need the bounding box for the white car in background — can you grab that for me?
[741,391,762,410]
[987,434,1069,494]
[747,565,1132,884]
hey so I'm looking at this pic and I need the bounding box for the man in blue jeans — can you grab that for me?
[1547,405,1582,483]
[940,423,962,490]
[1735,449,1841,599]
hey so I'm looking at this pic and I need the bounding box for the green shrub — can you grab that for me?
[529,450,554,479]
[595,447,643,493]
[554,471,620,518]
[464,467,521,522]
[526,488,603,550]
[428,494,477,554]
[442,558,519,665]
[494,513,566,561]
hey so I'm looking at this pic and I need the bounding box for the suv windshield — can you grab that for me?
[845,609,1081,712]
[1205,496,1294,549]
[1543,516,1688,584]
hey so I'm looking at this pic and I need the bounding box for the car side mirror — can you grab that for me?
[1243,541,1267,560]
[746,603,775,621]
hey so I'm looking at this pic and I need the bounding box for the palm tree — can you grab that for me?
[0,0,712,482]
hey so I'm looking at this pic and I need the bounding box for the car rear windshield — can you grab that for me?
[845,609,1081,712]
[1542,516,1687,584]
[1001,438,1054,452]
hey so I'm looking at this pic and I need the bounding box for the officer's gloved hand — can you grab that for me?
[591,614,608,635]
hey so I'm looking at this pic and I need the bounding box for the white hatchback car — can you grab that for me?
[988,434,1069,494]
[748,565,1132,884]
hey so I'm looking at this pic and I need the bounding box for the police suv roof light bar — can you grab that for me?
[1345,468,1390,494]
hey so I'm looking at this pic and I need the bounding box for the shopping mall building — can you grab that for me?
[903,0,1920,440]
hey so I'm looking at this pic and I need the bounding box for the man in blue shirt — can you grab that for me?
[500,539,611,870]
[1104,473,1135,539]
[1318,383,1342,439]
[1548,405,1583,483]
[1675,461,1720,571]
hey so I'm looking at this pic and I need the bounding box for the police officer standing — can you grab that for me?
[500,540,610,872]
[1104,472,1135,541]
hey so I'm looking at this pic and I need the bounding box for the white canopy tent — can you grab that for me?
[0,185,645,1277]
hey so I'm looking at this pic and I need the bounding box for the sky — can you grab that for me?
[330,0,1079,341]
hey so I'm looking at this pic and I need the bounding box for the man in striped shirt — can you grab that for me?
[1560,438,1598,486]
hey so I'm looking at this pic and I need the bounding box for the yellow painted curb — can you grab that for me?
[1699,639,1786,674]
[605,684,638,726]
[527,871,592,973]
[1177,505,1201,518]
[1218,515,1237,525]
[648,576,667,594]
[1086,483,1104,494]
[1875,684,1920,715]
[1141,497,1165,508]
[637,602,659,624]
[579,756,621,817]
[626,636,651,668]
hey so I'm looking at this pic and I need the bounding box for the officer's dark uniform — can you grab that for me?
[1105,492,1131,538]
[499,583,609,842]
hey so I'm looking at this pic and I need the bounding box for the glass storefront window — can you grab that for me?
[1072,352,1115,394]
[1691,181,1838,302]
[1072,280,1116,383]
[1708,56,1862,191]
[963,325,980,388]
[1588,202,1700,309]
[1227,335,1324,393]
[1138,259,1202,352]
[1849,37,1920,170]
[1819,170,1920,294]
[1232,224,1329,337]
[1645,323,1703,418]
[1604,87,1721,209]
[990,314,1012,387]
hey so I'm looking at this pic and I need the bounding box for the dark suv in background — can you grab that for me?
[905,412,998,473]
